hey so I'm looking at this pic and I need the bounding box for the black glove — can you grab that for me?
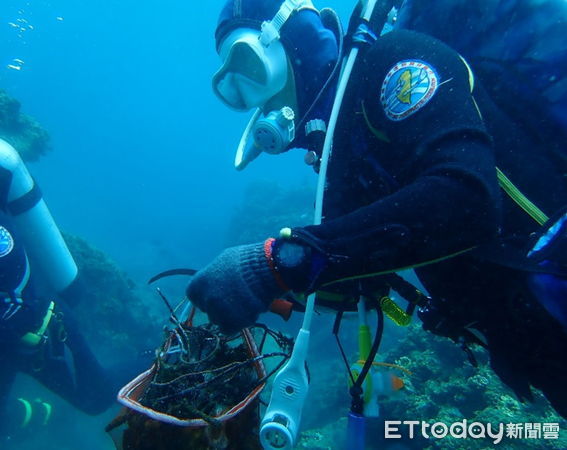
[187,240,286,334]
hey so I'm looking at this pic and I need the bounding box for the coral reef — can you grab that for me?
[0,88,50,161]
[380,324,567,449]
[300,322,567,449]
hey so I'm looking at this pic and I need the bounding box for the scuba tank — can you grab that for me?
[0,139,77,293]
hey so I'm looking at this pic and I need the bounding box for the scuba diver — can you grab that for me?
[0,138,117,443]
[188,0,567,429]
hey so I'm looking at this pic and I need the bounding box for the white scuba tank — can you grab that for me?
[0,138,77,293]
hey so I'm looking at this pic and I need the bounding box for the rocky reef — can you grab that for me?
[296,322,567,449]
[0,88,50,161]
[381,324,567,449]
[225,179,314,246]
[63,232,161,362]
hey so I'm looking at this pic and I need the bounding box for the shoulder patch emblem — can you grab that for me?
[380,60,439,121]
[0,226,14,257]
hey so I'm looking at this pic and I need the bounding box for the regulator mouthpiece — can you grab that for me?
[252,107,295,154]
[260,416,296,450]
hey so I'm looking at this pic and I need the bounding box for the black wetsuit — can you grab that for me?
[0,208,115,437]
[292,30,567,416]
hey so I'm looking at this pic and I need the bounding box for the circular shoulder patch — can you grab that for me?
[0,226,15,257]
[380,60,439,121]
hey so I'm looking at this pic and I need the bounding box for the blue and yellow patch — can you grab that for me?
[380,60,439,121]
[0,226,14,257]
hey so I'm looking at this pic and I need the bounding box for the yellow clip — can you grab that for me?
[21,301,55,346]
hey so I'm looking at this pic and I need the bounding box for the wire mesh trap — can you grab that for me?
[106,298,293,450]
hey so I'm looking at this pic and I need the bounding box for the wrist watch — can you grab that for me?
[271,240,312,291]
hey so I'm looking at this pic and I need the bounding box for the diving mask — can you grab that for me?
[212,28,289,111]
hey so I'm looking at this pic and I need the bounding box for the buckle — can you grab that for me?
[351,22,378,47]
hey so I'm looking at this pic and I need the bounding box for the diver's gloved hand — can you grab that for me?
[187,240,287,334]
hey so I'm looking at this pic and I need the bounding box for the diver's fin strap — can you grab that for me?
[496,167,549,226]
[7,179,42,216]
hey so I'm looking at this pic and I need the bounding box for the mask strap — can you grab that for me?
[260,0,315,46]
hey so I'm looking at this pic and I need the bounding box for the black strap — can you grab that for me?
[0,166,12,210]
[350,306,383,412]
[333,311,356,384]
[7,182,42,216]
[333,302,384,415]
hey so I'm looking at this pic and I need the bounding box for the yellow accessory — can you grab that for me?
[16,398,33,428]
[380,296,411,326]
[458,54,549,227]
[358,323,372,361]
[20,301,55,347]
[35,399,53,426]
[279,227,293,239]
[496,167,548,226]
[321,246,475,287]
[349,312,412,405]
